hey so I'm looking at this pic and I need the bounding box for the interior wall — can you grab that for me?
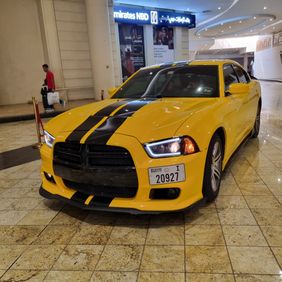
[54,0,94,100]
[0,0,45,105]
[254,45,282,80]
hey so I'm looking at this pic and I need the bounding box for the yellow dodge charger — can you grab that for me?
[40,60,261,213]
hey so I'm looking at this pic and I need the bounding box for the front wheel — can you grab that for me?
[202,134,223,202]
[251,105,261,138]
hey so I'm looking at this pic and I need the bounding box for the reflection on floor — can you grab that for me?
[0,82,281,281]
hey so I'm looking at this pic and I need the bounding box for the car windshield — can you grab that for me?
[113,65,219,99]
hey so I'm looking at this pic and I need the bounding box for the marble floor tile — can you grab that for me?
[11,245,65,270]
[0,211,28,225]
[140,245,184,272]
[0,226,44,245]
[185,208,220,225]
[139,272,185,282]
[32,225,78,245]
[0,245,27,269]
[91,271,138,282]
[146,225,184,245]
[186,273,235,282]
[218,184,242,196]
[271,247,282,268]
[44,270,93,282]
[235,274,282,281]
[17,209,59,225]
[53,245,103,271]
[215,196,248,209]
[185,246,232,273]
[228,246,281,274]
[251,208,282,226]
[69,225,112,245]
[222,225,267,246]
[108,225,147,245]
[149,213,185,225]
[0,270,47,282]
[185,225,225,246]
[261,226,282,246]
[115,214,151,226]
[244,196,281,209]
[239,184,273,196]
[218,209,257,225]
[96,245,143,272]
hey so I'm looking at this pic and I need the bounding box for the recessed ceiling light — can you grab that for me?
[239,20,242,23]
[253,16,256,19]
[270,18,273,21]
[218,6,221,10]
[264,6,267,10]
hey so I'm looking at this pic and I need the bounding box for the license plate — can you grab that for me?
[148,164,185,185]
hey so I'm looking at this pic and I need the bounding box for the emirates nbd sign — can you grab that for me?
[113,5,196,28]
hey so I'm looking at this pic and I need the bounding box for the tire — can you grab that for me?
[251,104,261,138]
[202,134,223,202]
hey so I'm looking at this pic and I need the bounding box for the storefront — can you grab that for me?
[113,5,196,81]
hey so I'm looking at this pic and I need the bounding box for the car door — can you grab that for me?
[223,64,244,155]
[232,64,257,133]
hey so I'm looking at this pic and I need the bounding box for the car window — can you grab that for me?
[113,65,219,99]
[233,65,250,83]
[223,64,239,91]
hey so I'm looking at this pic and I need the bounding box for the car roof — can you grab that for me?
[141,59,241,70]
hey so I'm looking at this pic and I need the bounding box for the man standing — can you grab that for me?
[41,64,55,112]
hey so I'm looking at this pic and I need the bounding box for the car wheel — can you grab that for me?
[202,134,223,202]
[251,105,261,138]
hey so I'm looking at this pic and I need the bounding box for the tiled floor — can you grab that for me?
[0,81,281,281]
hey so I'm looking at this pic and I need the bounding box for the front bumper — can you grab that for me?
[40,133,207,212]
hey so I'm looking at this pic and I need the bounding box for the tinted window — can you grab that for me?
[233,65,250,83]
[223,65,239,90]
[113,65,219,99]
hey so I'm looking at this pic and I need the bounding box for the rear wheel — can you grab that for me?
[202,134,223,202]
[251,105,261,138]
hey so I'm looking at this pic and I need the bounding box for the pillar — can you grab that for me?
[85,0,115,100]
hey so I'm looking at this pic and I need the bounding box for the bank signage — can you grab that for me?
[113,5,196,28]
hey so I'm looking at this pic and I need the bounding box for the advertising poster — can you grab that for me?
[118,24,145,81]
[153,26,174,64]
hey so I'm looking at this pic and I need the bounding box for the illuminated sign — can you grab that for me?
[113,5,196,28]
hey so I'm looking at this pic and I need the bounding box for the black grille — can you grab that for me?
[53,142,138,198]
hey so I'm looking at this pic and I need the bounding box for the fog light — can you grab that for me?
[44,172,55,184]
[150,188,180,199]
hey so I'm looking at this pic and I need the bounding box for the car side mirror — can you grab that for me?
[226,83,249,96]
[108,87,118,98]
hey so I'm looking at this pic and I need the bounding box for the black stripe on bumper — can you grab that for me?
[39,186,163,214]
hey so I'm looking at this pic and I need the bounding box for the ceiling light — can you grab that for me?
[264,6,267,10]
[253,16,257,20]
[239,20,242,23]
[229,26,232,29]
[270,18,273,21]
[221,30,224,33]
[218,6,222,10]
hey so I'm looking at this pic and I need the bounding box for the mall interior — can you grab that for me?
[0,0,282,281]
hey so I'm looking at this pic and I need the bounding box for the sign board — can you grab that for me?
[113,5,196,28]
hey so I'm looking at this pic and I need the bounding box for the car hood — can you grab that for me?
[45,98,217,143]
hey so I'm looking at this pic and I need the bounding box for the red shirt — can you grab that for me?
[45,71,55,90]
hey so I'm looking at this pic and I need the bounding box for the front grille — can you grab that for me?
[53,142,138,198]
[54,142,134,168]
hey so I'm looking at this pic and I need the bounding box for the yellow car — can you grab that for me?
[40,60,261,213]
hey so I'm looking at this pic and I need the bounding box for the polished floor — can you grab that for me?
[0,81,281,281]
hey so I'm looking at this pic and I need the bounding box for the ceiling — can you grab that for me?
[113,0,282,38]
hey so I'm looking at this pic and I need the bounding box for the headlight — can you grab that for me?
[44,130,55,148]
[144,136,199,158]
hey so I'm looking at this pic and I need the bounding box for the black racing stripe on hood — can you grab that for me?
[85,99,153,144]
[65,100,129,142]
